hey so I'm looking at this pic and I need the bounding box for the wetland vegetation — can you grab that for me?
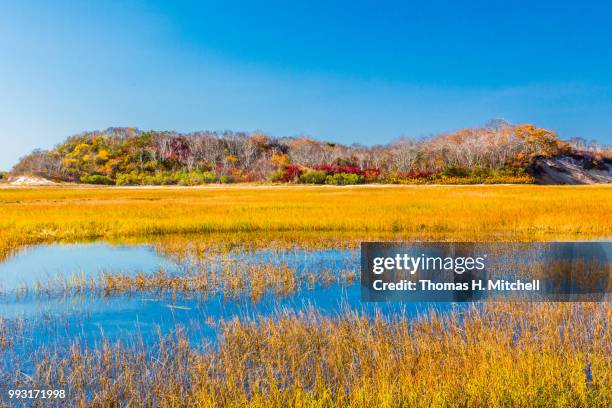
[0,185,611,407]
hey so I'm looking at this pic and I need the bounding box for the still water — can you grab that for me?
[0,242,452,359]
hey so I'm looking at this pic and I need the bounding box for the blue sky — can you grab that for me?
[1,0,611,169]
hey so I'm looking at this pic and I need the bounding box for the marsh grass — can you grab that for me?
[0,319,11,350]
[1,185,612,407]
[18,241,608,303]
[1,303,610,407]
[20,262,358,303]
[1,185,611,260]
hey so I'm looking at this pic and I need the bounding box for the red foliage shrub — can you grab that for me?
[278,164,302,182]
[362,167,381,181]
[403,170,435,179]
[314,164,364,175]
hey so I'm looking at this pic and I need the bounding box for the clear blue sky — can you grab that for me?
[1,0,611,169]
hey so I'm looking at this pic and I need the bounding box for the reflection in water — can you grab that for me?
[0,241,457,364]
[1,239,608,366]
[0,243,177,292]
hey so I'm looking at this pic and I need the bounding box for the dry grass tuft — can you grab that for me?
[2,303,610,407]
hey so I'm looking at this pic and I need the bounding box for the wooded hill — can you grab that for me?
[11,120,610,185]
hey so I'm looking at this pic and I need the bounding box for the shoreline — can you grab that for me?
[1,182,610,189]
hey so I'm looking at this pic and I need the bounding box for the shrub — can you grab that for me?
[385,166,533,185]
[385,175,428,184]
[362,168,381,183]
[385,170,435,184]
[80,174,114,185]
[469,167,489,178]
[436,175,534,184]
[270,170,285,183]
[443,166,469,177]
[219,175,233,184]
[177,171,217,186]
[283,165,302,182]
[0,172,7,181]
[115,173,132,186]
[115,172,142,185]
[325,173,364,185]
[200,171,217,183]
[314,164,363,175]
[298,170,327,184]
[115,171,221,186]
[271,165,302,183]
[152,173,176,185]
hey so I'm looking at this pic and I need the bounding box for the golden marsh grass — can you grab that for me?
[1,185,611,259]
[1,185,611,407]
[2,303,610,407]
[22,263,357,303]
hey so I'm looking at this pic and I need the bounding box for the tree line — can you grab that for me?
[10,120,610,185]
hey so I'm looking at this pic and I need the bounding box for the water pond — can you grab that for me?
[0,242,455,360]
